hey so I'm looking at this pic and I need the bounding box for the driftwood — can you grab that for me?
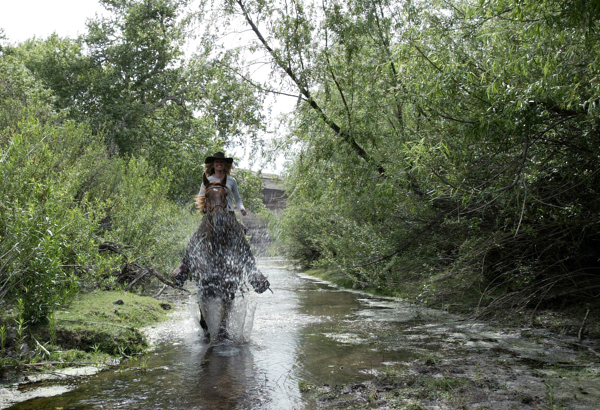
[148,268,189,292]
[18,361,119,368]
[98,241,133,258]
[155,284,168,297]
[97,240,190,294]
[123,268,151,291]
[117,262,189,293]
[549,336,600,359]
[579,309,590,342]
[97,241,189,293]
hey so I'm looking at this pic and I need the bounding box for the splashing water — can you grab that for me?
[197,291,257,343]
[183,211,269,343]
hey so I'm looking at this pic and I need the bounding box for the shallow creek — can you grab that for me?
[4,258,600,409]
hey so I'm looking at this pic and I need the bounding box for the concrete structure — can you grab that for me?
[241,173,287,256]
[259,173,287,211]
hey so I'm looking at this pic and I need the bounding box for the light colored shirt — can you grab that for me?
[199,175,245,212]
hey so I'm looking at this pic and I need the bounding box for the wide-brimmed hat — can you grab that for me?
[204,152,233,164]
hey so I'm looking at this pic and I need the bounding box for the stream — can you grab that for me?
[4,258,600,409]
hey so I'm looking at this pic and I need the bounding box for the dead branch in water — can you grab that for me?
[18,361,119,368]
[117,260,189,294]
[579,309,591,342]
[147,268,189,293]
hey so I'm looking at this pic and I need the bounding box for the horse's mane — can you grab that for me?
[201,212,244,245]
[194,194,206,213]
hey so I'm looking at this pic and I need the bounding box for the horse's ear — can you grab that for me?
[220,173,228,186]
[203,172,210,187]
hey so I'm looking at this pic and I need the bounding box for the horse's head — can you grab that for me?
[203,172,229,214]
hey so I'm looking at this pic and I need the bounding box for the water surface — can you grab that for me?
[8,258,414,409]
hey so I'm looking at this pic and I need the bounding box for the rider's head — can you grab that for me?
[204,151,233,176]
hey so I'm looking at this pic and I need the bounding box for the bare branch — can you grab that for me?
[235,0,385,175]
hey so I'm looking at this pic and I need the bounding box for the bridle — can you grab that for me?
[205,184,229,213]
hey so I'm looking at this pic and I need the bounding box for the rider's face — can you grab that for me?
[214,159,225,170]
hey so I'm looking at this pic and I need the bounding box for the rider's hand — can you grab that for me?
[250,272,270,294]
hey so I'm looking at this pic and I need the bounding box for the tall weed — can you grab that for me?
[0,115,106,322]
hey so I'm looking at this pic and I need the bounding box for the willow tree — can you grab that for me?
[390,0,600,308]
[187,0,435,291]
[209,0,600,307]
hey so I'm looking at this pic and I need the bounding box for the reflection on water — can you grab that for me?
[7,259,414,410]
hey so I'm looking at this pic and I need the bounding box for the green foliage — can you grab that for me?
[234,168,265,213]
[0,48,198,324]
[0,53,55,132]
[100,156,199,274]
[11,0,265,202]
[81,0,193,154]
[0,0,267,356]
[0,116,107,322]
[0,110,197,322]
[232,0,600,308]
[14,34,94,120]
[0,57,105,322]
[395,0,600,307]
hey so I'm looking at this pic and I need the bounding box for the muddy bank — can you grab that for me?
[295,268,600,409]
[296,299,600,409]
[302,336,600,409]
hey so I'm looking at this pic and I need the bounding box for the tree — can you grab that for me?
[15,0,266,201]
[220,0,600,307]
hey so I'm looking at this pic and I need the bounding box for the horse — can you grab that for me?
[181,172,270,342]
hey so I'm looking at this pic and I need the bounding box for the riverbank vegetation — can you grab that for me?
[233,0,600,322]
[2,0,600,374]
[0,0,265,369]
[0,289,173,382]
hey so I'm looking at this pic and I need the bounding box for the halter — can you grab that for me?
[205,184,230,213]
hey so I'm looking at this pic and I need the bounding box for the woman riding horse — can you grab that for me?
[196,151,247,217]
[172,152,270,341]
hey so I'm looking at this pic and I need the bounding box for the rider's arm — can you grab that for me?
[230,178,246,215]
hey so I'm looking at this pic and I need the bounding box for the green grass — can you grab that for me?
[51,291,172,356]
[57,291,171,327]
[0,290,174,378]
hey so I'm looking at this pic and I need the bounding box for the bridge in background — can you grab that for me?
[243,173,287,256]
[259,173,286,211]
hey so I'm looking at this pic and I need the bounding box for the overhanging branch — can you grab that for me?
[235,0,385,175]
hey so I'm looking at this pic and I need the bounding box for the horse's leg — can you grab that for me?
[216,297,233,340]
[196,291,211,342]
[200,310,209,337]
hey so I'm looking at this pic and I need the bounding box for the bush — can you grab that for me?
[0,116,109,323]
[101,156,199,276]
[0,54,198,324]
